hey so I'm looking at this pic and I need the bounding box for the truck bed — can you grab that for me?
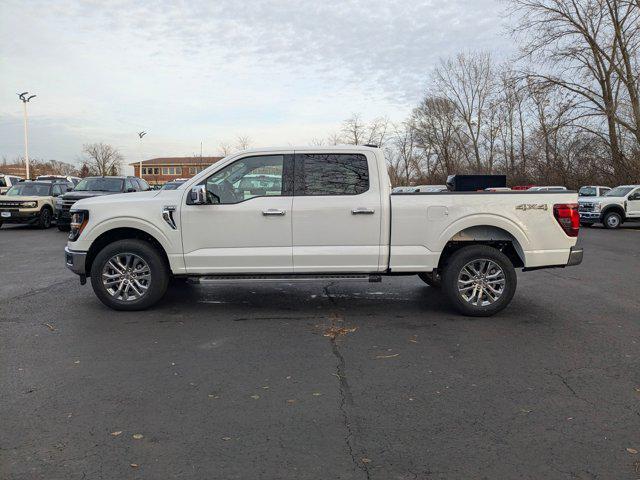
[389,191,579,272]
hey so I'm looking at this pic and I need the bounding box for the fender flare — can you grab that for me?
[84,217,174,254]
[436,213,531,253]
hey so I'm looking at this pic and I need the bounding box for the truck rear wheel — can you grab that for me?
[90,239,169,311]
[442,245,517,317]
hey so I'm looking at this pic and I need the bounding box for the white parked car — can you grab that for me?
[0,174,24,195]
[578,184,640,229]
[64,146,583,316]
[528,186,568,192]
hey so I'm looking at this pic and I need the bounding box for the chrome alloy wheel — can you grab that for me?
[102,253,151,301]
[457,259,506,307]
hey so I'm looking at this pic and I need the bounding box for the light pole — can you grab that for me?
[18,92,36,179]
[138,131,147,180]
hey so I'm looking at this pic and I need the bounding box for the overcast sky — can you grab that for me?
[0,0,513,168]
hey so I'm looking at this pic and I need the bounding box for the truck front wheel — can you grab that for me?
[602,211,622,229]
[442,245,517,317]
[90,239,169,311]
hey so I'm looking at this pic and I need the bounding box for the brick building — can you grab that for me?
[131,156,222,185]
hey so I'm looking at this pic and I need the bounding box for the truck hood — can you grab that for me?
[0,195,51,202]
[62,190,121,201]
[578,195,622,204]
[71,190,163,210]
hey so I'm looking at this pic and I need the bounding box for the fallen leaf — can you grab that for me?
[132,434,144,440]
[361,458,371,464]
[627,448,638,454]
[375,353,400,359]
[323,326,357,339]
[73,360,80,364]
[408,335,418,344]
[221,437,231,441]
[312,392,322,396]
[262,386,269,389]
[44,323,56,331]
[130,464,139,468]
[250,395,260,400]
[286,399,296,404]
[208,394,219,399]
[111,431,122,437]
[635,387,640,393]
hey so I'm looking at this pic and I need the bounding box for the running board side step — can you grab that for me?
[186,274,383,284]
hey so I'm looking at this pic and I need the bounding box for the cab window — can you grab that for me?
[125,178,136,192]
[204,155,288,204]
[52,184,63,196]
[294,153,369,196]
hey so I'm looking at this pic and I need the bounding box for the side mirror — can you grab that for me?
[188,185,208,205]
[127,188,136,193]
[66,186,73,192]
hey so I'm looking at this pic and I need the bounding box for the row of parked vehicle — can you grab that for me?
[0,175,153,230]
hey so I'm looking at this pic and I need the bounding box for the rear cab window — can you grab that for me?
[294,153,369,196]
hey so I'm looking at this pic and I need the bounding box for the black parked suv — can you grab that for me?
[55,176,150,231]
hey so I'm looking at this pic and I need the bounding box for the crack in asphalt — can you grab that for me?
[0,278,77,306]
[324,283,371,480]
[547,370,595,408]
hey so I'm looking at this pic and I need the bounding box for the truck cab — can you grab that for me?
[64,146,583,316]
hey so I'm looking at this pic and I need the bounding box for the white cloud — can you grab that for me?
[0,0,513,165]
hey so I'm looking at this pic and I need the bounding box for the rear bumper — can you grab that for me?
[523,246,583,271]
[566,247,583,266]
[65,246,87,275]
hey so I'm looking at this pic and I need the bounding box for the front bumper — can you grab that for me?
[65,246,87,275]
[579,212,601,222]
[55,207,71,224]
[0,209,40,224]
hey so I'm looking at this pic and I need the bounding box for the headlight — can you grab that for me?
[22,201,37,208]
[593,203,601,212]
[55,197,63,207]
[69,210,89,241]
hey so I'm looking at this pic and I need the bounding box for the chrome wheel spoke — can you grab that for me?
[102,252,151,301]
[458,258,505,307]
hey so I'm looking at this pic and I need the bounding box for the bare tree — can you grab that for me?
[235,135,252,151]
[81,143,123,176]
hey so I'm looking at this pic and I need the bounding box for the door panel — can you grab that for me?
[181,196,293,273]
[292,152,382,272]
[181,153,294,273]
[628,189,640,217]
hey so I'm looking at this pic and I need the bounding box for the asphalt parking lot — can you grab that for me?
[1,224,639,480]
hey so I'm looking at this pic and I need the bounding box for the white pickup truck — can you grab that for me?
[65,146,583,316]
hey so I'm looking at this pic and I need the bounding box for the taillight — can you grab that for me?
[553,203,580,237]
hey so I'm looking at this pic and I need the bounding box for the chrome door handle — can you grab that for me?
[351,208,375,215]
[262,209,286,216]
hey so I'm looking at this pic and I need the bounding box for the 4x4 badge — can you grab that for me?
[516,204,548,211]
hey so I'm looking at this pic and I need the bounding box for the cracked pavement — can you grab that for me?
[1,224,639,479]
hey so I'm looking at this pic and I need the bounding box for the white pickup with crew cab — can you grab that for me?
[65,146,583,316]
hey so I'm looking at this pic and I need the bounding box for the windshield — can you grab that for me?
[74,177,123,192]
[6,183,51,196]
[0,177,6,187]
[162,181,184,190]
[605,186,634,197]
[579,187,597,197]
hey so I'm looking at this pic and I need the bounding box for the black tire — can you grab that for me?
[90,239,169,311]
[38,207,52,229]
[57,223,70,232]
[580,222,593,228]
[418,271,441,288]
[442,245,517,317]
[602,211,622,229]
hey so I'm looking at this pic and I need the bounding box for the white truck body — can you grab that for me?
[65,146,583,315]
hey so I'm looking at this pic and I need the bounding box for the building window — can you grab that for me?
[141,167,147,175]
[162,167,168,175]
[168,167,175,175]
[189,167,196,174]
[153,167,159,175]
[175,167,182,175]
